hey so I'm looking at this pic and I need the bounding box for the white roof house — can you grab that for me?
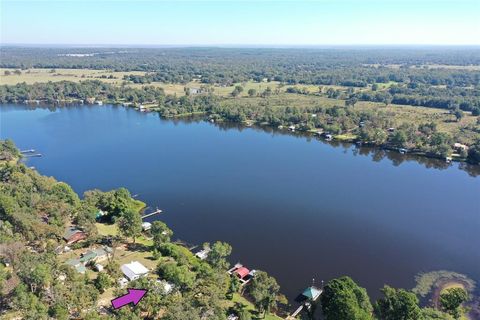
[195,248,211,260]
[141,222,152,231]
[121,261,149,281]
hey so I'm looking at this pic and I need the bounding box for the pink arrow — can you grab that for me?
[111,288,147,310]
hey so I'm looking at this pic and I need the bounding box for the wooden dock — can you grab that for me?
[141,209,162,219]
[20,149,35,153]
[290,305,305,318]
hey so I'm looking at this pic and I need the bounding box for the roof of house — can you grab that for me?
[121,261,149,279]
[302,286,322,300]
[80,250,97,263]
[63,226,82,240]
[234,267,250,279]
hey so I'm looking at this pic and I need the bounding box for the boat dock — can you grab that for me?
[20,149,35,153]
[23,153,42,157]
[141,208,162,219]
[288,285,323,319]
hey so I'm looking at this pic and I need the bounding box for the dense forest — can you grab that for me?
[0,140,471,319]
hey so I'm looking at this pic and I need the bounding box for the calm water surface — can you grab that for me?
[1,104,479,301]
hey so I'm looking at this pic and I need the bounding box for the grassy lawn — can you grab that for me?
[228,293,284,320]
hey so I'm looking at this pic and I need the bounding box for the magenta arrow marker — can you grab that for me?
[111,288,147,310]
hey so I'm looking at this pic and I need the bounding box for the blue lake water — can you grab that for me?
[1,104,479,301]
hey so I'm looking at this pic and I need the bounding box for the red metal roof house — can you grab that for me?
[234,267,250,279]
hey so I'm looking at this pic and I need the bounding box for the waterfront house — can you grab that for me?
[227,263,256,285]
[63,226,86,245]
[195,247,211,260]
[121,261,149,281]
[453,143,468,152]
[141,222,152,231]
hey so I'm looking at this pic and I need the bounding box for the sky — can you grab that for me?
[1,0,479,46]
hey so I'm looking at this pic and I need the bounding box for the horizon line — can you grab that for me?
[2,43,480,48]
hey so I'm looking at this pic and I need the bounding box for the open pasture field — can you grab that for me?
[0,68,146,85]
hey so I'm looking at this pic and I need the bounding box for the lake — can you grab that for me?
[1,104,479,301]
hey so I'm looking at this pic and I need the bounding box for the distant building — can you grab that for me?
[63,227,86,244]
[454,143,468,151]
[121,261,149,281]
[188,87,201,95]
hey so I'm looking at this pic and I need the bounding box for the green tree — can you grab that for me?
[453,109,464,122]
[374,285,423,320]
[94,272,112,293]
[320,276,373,320]
[206,241,232,269]
[247,88,257,97]
[231,85,244,97]
[117,209,142,243]
[248,270,281,318]
[151,220,173,249]
[467,140,480,164]
[440,288,469,319]
[157,262,196,289]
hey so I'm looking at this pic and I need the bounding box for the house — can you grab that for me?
[141,222,152,231]
[63,227,86,244]
[387,127,395,133]
[227,263,256,285]
[85,97,96,104]
[288,125,296,131]
[94,264,104,272]
[121,261,149,281]
[188,87,202,95]
[453,143,468,152]
[234,267,249,279]
[65,258,86,274]
[195,247,211,260]
[80,247,112,264]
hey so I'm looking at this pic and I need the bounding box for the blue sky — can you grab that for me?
[1,0,479,45]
